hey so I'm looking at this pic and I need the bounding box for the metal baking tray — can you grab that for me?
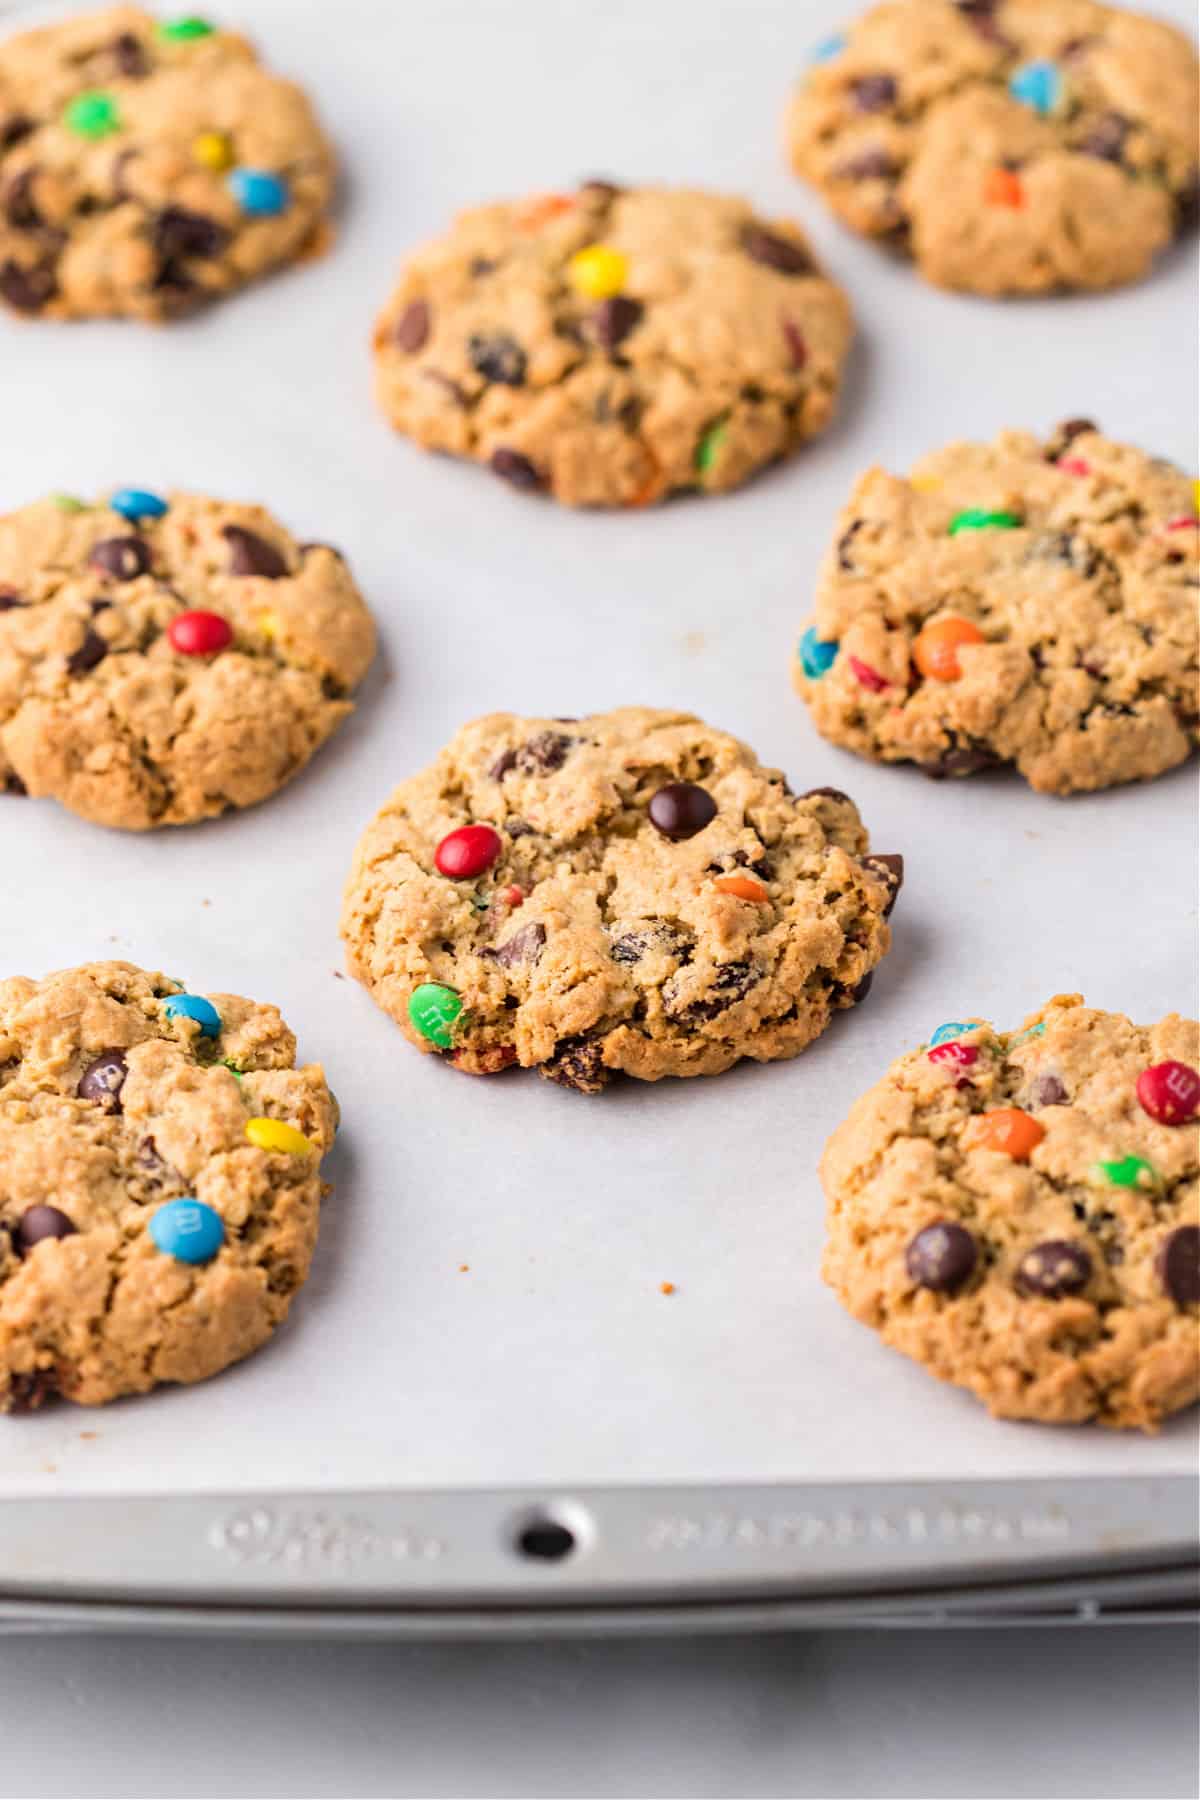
[0,0,1196,1636]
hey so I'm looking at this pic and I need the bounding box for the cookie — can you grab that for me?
[0,488,376,829]
[793,424,1199,795]
[786,1,1199,295]
[821,996,1200,1430]
[340,708,901,1092]
[372,183,853,507]
[0,7,334,321]
[0,960,338,1410]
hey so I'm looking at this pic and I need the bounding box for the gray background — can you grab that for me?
[2,0,1198,1793]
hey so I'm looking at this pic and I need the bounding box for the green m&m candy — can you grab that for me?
[50,494,86,513]
[408,983,463,1049]
[64,91,121,139]
[1097,1154,1159,1190]
[158,16,216,39]
[695,420,728,475]
[948,509,1023,535]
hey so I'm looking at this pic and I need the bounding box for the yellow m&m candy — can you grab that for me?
[192,131,233,172]
[567,244,628,299]
[245,1117,314,1155]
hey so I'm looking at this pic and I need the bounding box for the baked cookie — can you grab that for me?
[793,424,1199,795]
[0,487,376,829]
[786,1,1199,295]
[340,708,901,1092]
[0,960,338,1411]
[821,995,1200,1430]
[373,183,853,507]
[0,7,334,321]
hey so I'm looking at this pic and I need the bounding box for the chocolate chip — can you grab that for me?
[0,116,34,150]
[490,447,544,491]
[848,971,874,1004]
[580,179,624,201]
[0,589,24,612]
[837,519,864,571]
[1015,1240,1092,1299]
[647,782,717,840]
[862,852,903,915]
[1054,417,1098,446]
[223,525,288,579]
[1029,1074,1067,1109]
[954,0,1012,45]
[538,1035,609,1094]
[468,333,526,385]
[152,206,229,261]
[782,318,807,368]
[513,730,572,775]
[482,922,546,969]
[0,257,56,313]
[4,168,41,230]
[609,923,689,965]
[739,223,813,275]
[67,628,109,675]
[111,31,148,76]
[1035,530,1100,578]
[9,1368,60,1412]
[836,148,897,181]
[803,785,852,804]
[137,1135,164,1171]
[15,1205,77,1255]
[906,1222,977,1293]
[394,298,430,352]
[921,747,1005,779]
[1080,113,1130,164]
[469,257,497,277]
[76,1049,128,1110]
[4,773,27,797]
[489,748,517,780]
[590,294,643,351]
[852,74,896,112]
[1157,1226,1200,1306]
[88,536,150,581]
[672,960,757,1021]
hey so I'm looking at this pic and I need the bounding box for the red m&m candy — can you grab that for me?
[848,655,889,692]
[1136,1061,1200,1125]
[929,1041,979,1069]
[167,610,233,656]
[434,824,502,879]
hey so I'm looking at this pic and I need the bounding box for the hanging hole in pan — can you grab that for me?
[510,1502,592,1563]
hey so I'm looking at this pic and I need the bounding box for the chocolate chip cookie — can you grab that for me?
[373,183,853,506]
[793,424,1199,795]
[787,1,1199,294]
[821,996,1200,1429]
[0,7,334,321]
[0,960,338,1411]
[0,488,376,829]
[340,708,901,1092]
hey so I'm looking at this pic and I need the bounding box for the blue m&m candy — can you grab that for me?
[109,488,168,522]
[163,993,221,1037]
[809,33,846,62]
[930,1021,972,1046]
[228,168,288,217]
[799,626,839,679]
[1009,60,1063,118]
[150,1198,225,1264]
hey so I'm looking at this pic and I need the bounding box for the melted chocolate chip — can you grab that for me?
[1035,530,1100,578]
[395,298,430,352]
[490,447,544,491]
[66,628,109,675]
[852,74,896,112]
[223,525,288,579]
[0,116,34,150]
[1029,1074,1067,1109]
[538,1035,609,1094]
[906,1222,977,1293]
[836,148,897,182]
[590,295,643,351]
[0,589,24,612]
[468,333,527,386]
[0,258,56,313]
[89,536,150,581]
[862,853,903,915]
[610,923,689,965]
[1054,417,1098,447]
[514,731,572,775]
[648,782,717,840]
[4,168,41,230]
[837,519,864,571]
[1015,1240,1092,1299]
[739,223,813,275]
[8,1368,60,1412]
[15,1205,77,1255]
[1157,1226,1200,1306]
[672,960,757,1021]
[920,747,1005,779]
[153,205,229,261]
[580,179,624,201]
[76,1049,128,1110]
[4,773,27,797]
[847,970,874,1004]
[1080,112,1130,164]
[111,31,149,77]
[482,921,546,969]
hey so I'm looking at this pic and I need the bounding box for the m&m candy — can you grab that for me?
[435,825,502,880]
[158,17,216,40]
[228,169,288,217]
[695,420,727,475]
[167,611,233,656]
[1136,1061,1200,1125]
[245,1117,314,1155]
[809,33,846,61]
[1009,60,1064,118]
[929,1040,978,1068]
[848,655,888,692]
[110,488,168,522]
[983,168,1024,209]
[193,131,233,172]
[1097,1155,1158,1190]
[799,626,838,679]
[65,92,121,139]
[567,245,628,299]
[162,993,221,1037]
[408,983,463,1048]
[930,1021,972,1046]
[913,616,985,681]
[948,508,1023,535]
[149,1198,224,1264]
[964,1108,1045,1161]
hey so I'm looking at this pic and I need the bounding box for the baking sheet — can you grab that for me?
[0,0,1196,1510]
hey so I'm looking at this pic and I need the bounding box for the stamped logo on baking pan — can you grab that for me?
[209,1506,445,1566]
[644,1501,1071,1555]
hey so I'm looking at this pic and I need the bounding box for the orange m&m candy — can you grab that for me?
[964,1108,1045,1161]
[712,874,770,903]
[984,167,1025,208]
[913,616,986,681]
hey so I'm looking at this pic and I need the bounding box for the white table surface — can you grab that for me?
[1,0,1197,1794]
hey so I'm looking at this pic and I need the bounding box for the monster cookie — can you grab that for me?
[0,7,334,321]
[821,997,1200,1430]
[793,424,1199,795]
[340,708,901,1091]
[373,183,853,506]
[787,1,1199,295]
[0,488,376,828]
[0,961,338,1410]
